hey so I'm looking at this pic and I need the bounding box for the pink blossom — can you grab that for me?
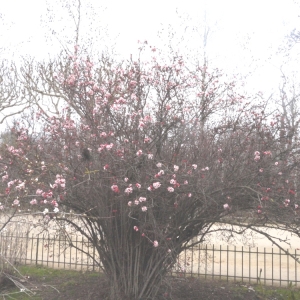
[153,240,159,247]
[144,137,151,143]
[141,206,147,212]
[167,187,174,192]
[223,203,229,210]
[136,149,143,156]
[36,189,43,195]
[275,162,278,166]
[30,199,37,205]
[263,151,272,156]
[278,172,282,175]
[158,170,164,176]
[259,168,263,173]
[128,201,132,206]
[13,199,20,206]
[254,155,260,162]
[257,210,262,214]
[106,143,114,150]
[42,191,53,199]
[7,181,15,188]
[16,182,25,190]
[124,177,129,182]
[100,132,107,137]
[153,182,161,189]
[124,186,133,195]
[192,164,197,170]
[111,185,120,193]
[254,151,260,156]
[51,200,58,207]
[53,207,59,213]
[136,183,141,189]
[2,174,8,182]
[139,197,146,202]
[130,80,137,88]
[55,175,66,189]
[184,180,188,185]
[188,193,192,197]
[156,163,162,168]
[133,226,139,231]
[147,153,153,159]
[174,165,179,172]
[103,164,109,170]
[295,204,299,209]
[205,167,209,171]
[170,179,176,184]
[134,199,139,205]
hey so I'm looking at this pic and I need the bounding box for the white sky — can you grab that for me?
[1,0,300,95]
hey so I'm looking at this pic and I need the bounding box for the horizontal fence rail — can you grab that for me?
[0,232,299,286]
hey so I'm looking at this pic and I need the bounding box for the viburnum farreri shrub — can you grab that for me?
[0,44,299,299]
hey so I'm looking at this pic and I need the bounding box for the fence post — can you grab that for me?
[35,236,39,266]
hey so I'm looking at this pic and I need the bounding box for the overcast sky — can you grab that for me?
[1,0,300,94]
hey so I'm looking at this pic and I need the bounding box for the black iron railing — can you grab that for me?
[0,232,299,286]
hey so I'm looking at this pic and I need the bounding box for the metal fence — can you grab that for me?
[0,232,299,286]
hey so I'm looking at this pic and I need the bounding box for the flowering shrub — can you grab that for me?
[0,45,299,299]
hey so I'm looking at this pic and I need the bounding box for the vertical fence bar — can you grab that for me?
[70,238,72,269]
[234,245,236,282]
[280,248,282,286]
[295,249,297,286]
[197,244,200,277]
[287,249,289,284]
[205,244,207,280]
[264,248,266,285]
[35,236,39,266]
[248,247,251,283]
[25,234,28,265]
[58,235,61,268]
[212,244,215,280]
[47,235,50,267]
[92,241,95,271]
[271,248,274,286]
[191,247,194,276]
[242,246,244,283]
[75,235,78,270]
[256,247,259,284]
[41,235,45,267]
[226,245,229,282]
[81,235,84,271]
[52,235,55,268]
[30,234,34,265]
[219,245,222,280]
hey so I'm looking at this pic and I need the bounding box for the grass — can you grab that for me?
[0,265,100,300]
[1,265,300,299]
